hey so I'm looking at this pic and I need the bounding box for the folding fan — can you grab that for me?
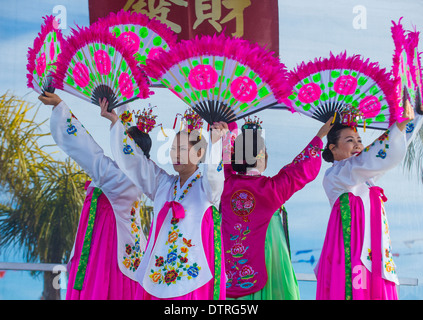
[287,51,399,130]
[144,33,291,124]
[394,18,423,113]
[92,9,177,85]
[27,15,66,95]
[52,24,153,111]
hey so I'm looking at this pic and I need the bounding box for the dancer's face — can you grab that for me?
[170,132,204,174]
[329,127,364,161]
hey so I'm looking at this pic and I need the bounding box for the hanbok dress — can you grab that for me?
[220,125,323,299]
[316,115,423,300]
[50,101,147,299]
[109,119,225,300]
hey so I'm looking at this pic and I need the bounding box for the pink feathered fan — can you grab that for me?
[144,33,291,124]
[287,52,400,130]
[92,9,177,85]
[27,15,66,95]
[391,18,422,115]
[52,24,153,111]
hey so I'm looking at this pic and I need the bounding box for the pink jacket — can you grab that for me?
[220,130,323,298]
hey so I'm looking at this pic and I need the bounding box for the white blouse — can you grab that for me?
[50,101,147,281]
[323,114,423,284]
[109,118,224,298]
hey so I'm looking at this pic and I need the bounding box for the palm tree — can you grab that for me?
[0,93,89,300]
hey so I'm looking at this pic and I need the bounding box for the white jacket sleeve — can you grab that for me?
[405,113,423,145]
[326,123,407,189]
[50,101,141,216]
[200,132,224,206]
[109,119,172,201]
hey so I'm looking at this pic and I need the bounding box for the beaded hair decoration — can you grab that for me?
[173,108,204,134]
[333,104,364,131]
[134,104,166,136]
[241,115,263,131]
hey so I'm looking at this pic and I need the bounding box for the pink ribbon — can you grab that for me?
[150,201,186,249]
[369,186,387,300]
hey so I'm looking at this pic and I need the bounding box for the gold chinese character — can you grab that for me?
[124,0,188,33]
[221,0,251,37]
[193,0,222,32]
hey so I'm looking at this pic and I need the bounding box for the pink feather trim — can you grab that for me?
[143,33,291,103]
[406,28,422,90]
[390,18,407,87]
[288,51,399,125]
[26,15,66,89]
[92,9,177,48]
[52,23,152,99]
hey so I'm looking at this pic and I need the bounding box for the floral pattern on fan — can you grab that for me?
[26,15,66,95]
[92,9,177,85]
[144,33,291,124]
[52,24,153,111]
[287,52,399,130]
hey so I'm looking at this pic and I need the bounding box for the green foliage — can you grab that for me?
[0,92,89,299]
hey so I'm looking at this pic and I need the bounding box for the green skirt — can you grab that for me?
[227,209,300,300]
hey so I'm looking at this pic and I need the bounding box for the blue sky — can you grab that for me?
[0,0,423,300]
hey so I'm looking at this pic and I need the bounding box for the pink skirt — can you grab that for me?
[66,189,142,300]
[316,193,398,300]
[138,207,226,300]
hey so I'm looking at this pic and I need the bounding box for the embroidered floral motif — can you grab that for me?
[364,130,390,157]
[148,216,202,286]
[66,112,78,136]
[217,160,223,172]
[225,223,257,290]
[367,248,372,261]
[173,173,201,201]
[120,110,133,127]
[230,190,255,222]
[406,122,415,133]
[376,149,387,159]
[122,202,144,272]
[149,175,202,286]
[120,111,136,156]
[282,143,321,169]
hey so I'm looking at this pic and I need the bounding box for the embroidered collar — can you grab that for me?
[173,169,202,202]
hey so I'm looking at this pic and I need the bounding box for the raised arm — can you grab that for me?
[103,99,172,201]
[200,122,226,205]
[270,135,323,205]
[268,117,335,204]
[39,93,145,238]
[222,121,238,179]
[326,101,416,187]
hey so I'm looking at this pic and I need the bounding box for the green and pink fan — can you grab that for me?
[287,52,400,130]
[52,24,153,111]
[144,33,291,124]
[391,18,422,116]
[92,9,177,85]
[27,15,66,95]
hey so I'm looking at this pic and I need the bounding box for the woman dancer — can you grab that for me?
[220,117,334,299]
[316,99,422,300]
[101,101,228,300]
[39,93,149,300]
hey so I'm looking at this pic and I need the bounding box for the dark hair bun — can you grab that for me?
[127,126,152,159]
[322,146,334,163]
